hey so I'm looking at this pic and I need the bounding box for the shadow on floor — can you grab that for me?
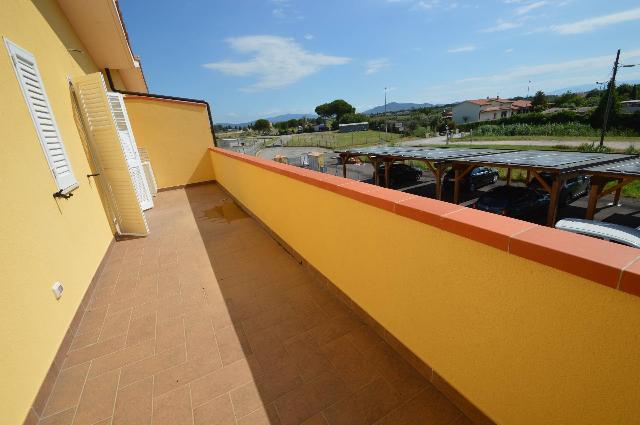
[183,183,470,424]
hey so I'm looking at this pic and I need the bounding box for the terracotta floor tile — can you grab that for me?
[322,335,379,392]
[63,334,127,369]
[73,369,119,425]
[152,385,193,425]
[68,331,100,352]
[113,377,153,425]
[230,381,264,418]
[120,343,186,387]
[323,377,400,425]
[374,385,461,425]
[301,414,329,425]
[155,316,185,353]
[193,393,236,425]
[126,312,156,346]
[88,338,155,379]
[98,309,132,342]
[237,404,281,425]
[189,356,258,407]
[75,306,108,336]
[154,352,226,399]
[38,407,75,425]
[33,184,472,425]
[42,362,90,417]
[216,324,252,365]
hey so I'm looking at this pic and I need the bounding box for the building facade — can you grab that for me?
[452,98,532,124]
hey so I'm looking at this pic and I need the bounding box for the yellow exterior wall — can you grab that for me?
[211,150,640,425]
[124,97,215,189]
[0,2,115,423]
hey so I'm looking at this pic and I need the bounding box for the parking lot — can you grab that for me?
[323,155,640,228]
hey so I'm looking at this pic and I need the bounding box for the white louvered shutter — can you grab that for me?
[72,72,149,236]
[107,93,154,210]
[5,38,78,193]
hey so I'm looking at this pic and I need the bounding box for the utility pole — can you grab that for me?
[600,49,621,147]
[384,87,388,136]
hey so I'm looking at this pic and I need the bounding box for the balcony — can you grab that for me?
[29,183,471,425]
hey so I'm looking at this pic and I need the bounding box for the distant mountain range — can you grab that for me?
[549,79,640,95]
[363,102,435,115]
[218,113,317,127]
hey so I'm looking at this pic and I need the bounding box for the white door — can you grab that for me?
[72,72,148,237]
[107,92,154,210]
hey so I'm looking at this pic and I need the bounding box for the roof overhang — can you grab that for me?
[57,0,148,92]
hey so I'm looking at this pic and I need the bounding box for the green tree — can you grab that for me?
[314,99,355,123]
[631,84,639,100]
[339,112,368,124]
[617,83,634,101]
[591,82,620,128]
[531,91,548,112]
[253,118,271,132]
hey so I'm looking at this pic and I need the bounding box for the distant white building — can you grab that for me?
[452,98,532,124]
[621,100,640,114]
[338,122,369,133]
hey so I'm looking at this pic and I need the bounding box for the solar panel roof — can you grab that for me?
[585,157,640,176]
[451,150,632,171]
[340,147,510,161]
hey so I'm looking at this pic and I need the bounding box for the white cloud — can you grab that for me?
[365,58,390,75]
[480,19,522,32]
[505,48,515,53]
[552,7,640,34]
[515,1,547,16]
[447,45,476,53]
[304,34,314,40]
[459,49,640,84]
[203,36,350,91]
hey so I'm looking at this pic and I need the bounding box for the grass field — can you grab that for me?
[286,130,403,149]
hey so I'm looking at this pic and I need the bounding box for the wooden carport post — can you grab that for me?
[435,164,444,200]
[506,168,512,186]
[613,178,623,205]
[585,178,604,220]
[384,160,392,188]
[546,177,562,226]
[340,153,348,178]
[371,156,380,186]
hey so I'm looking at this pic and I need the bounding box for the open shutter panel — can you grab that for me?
[106,93,154,210]
[72,72,149,236]
[5,38,77,193]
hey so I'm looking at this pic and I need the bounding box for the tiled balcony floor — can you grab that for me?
[36,183,471,425]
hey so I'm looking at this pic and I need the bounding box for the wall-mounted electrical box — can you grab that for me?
[52,282,64,300]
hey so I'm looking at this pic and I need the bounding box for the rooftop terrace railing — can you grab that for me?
[209,146,640,425]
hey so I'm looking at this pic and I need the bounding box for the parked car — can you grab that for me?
[555,219,640,248]
[527,173,590,206]
[443,167,499,192]
[475,186,550,219]
[376,163,422,185]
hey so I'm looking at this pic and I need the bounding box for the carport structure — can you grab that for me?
[449,150,633,226]
[584,158,640,220]
[337,147,509,200]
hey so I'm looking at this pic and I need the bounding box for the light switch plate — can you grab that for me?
[52,282,64,300]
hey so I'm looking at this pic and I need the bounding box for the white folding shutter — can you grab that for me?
[4,38,78,193]
[72,72,149,236]
[107,93,154,210]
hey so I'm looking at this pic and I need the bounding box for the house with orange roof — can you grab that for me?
[452,97,532,124]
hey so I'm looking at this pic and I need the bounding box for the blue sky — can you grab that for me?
[119,0,640,123]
